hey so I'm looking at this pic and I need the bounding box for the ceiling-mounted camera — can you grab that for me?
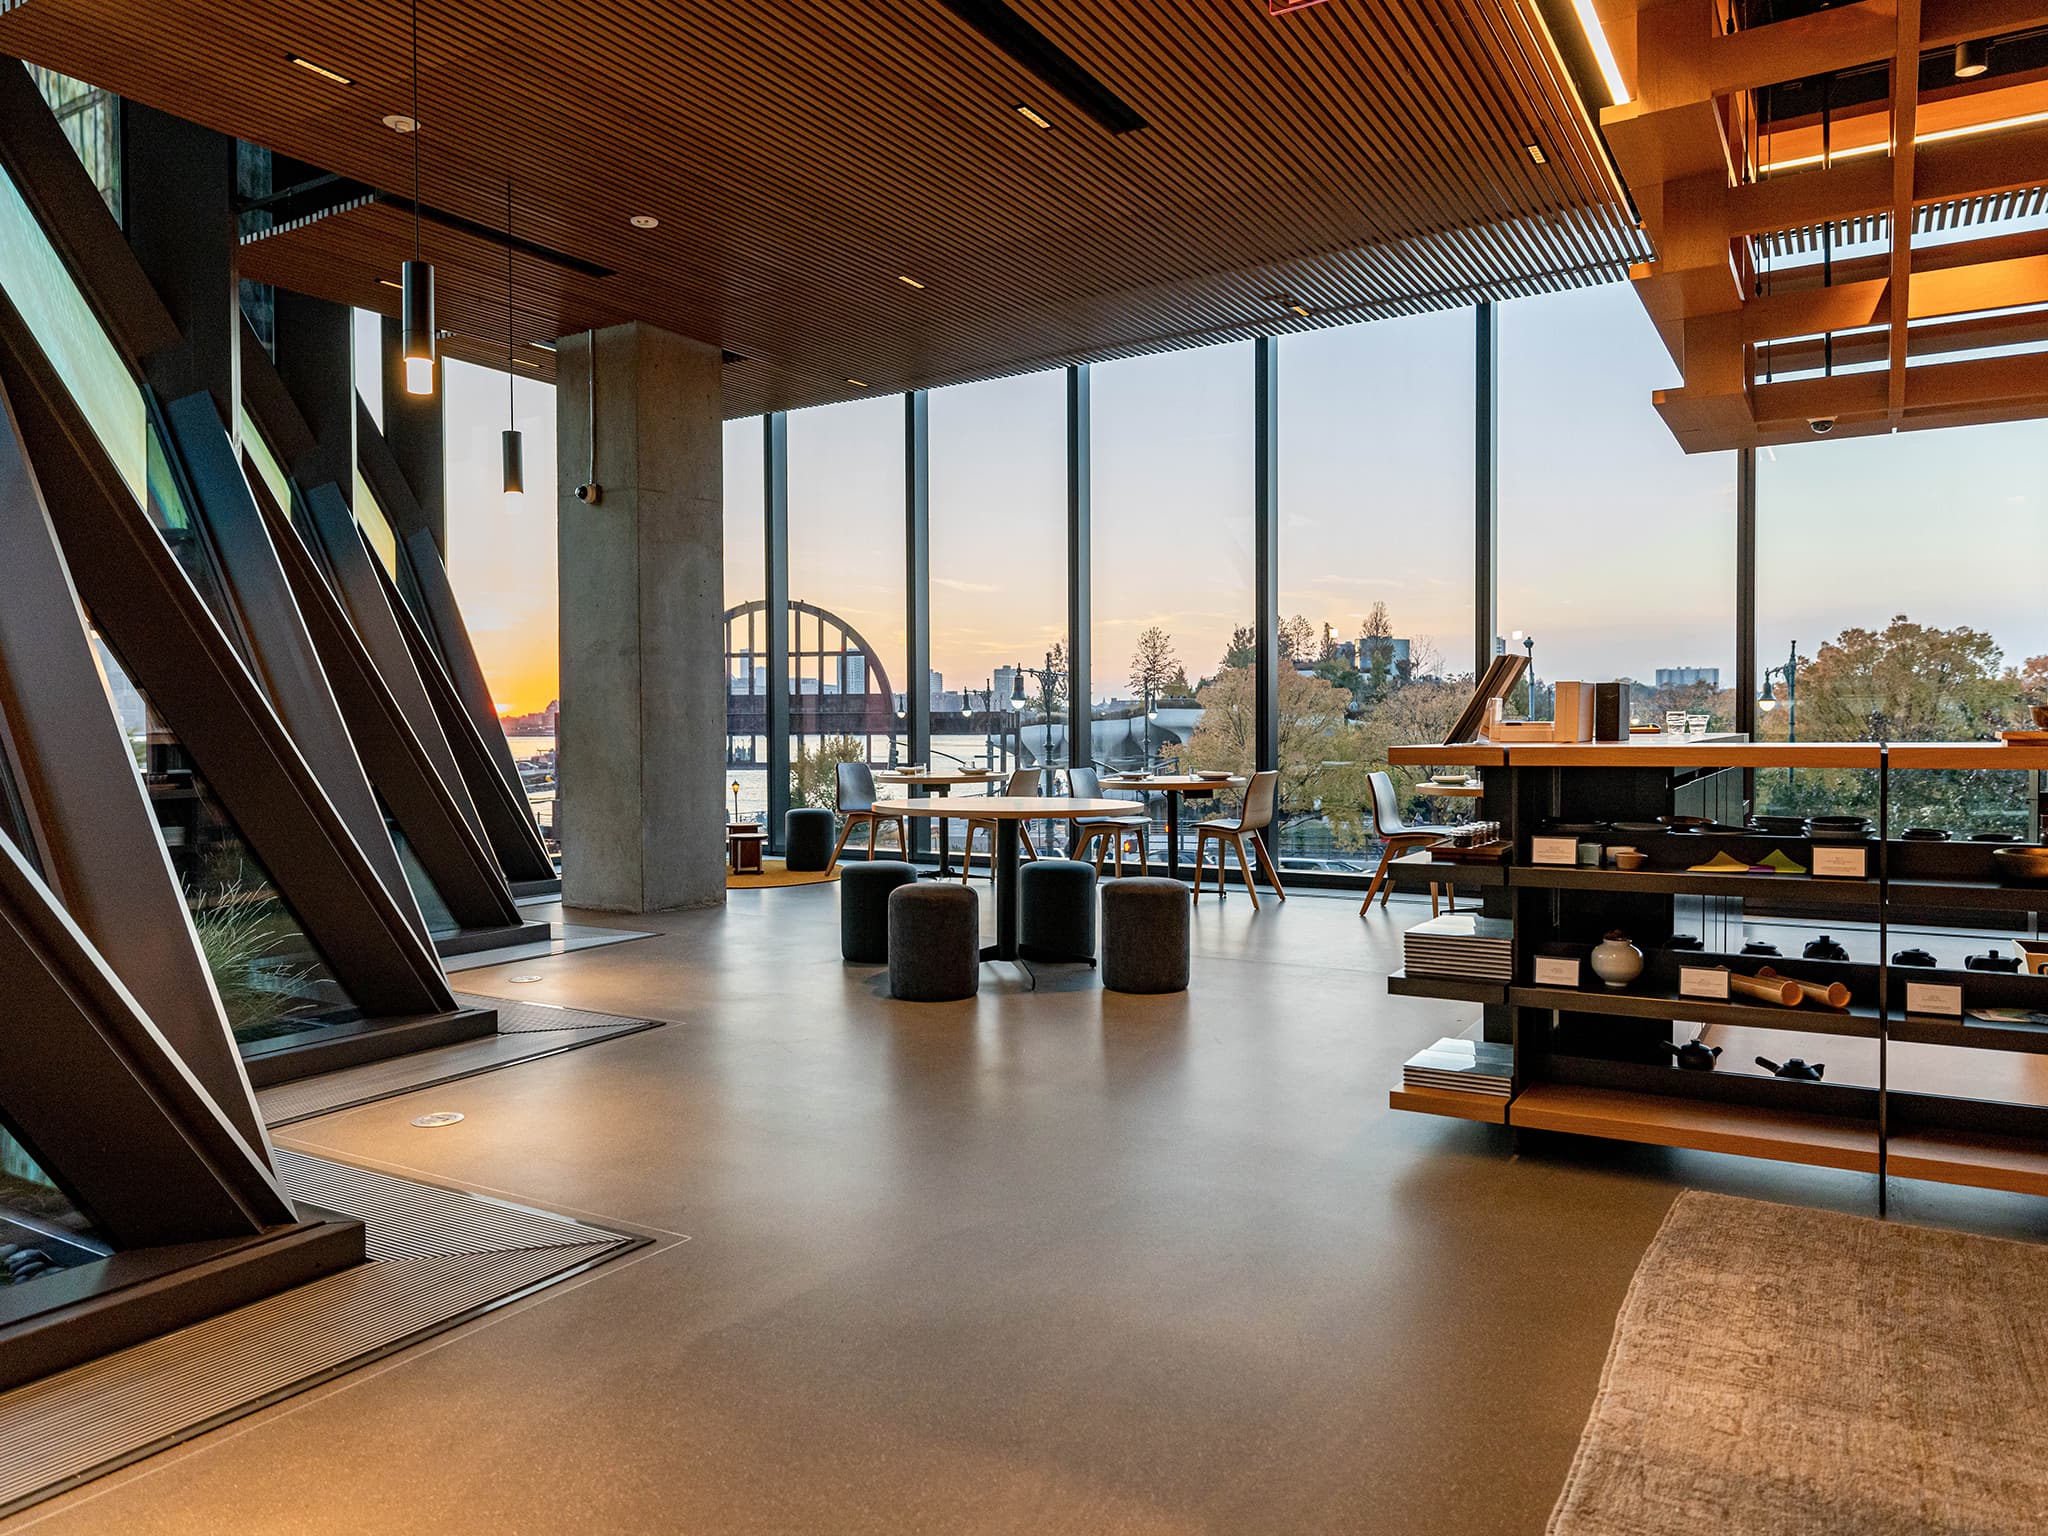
[1807,416,1836,435]
[575,482,603,504]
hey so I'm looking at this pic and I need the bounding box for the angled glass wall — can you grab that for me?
[1276,309,1475,873]
[28,67,118,220]
[785,395,907,817]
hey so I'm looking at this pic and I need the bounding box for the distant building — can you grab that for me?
[928,669,944,703]
[992,666,1019,706]
[1655,667,1720,690]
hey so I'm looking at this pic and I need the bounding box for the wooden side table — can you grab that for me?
[728,824,766,874]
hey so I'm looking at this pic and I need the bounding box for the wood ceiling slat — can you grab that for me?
[1,0,1644,416]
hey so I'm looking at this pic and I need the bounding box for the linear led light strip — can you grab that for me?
[1760,107,2048,173]
[1572,0,1631,106]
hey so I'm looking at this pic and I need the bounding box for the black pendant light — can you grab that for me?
[1953,38,1990,78]
[502,177,525,509]
[399,0,436,395]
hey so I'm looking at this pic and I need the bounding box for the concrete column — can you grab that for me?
[272,291,355,503]
[122,105,239,429]
[556,323,725,912]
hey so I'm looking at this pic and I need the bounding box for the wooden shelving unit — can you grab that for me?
[1386,970,1505,1006]
[1380,738,2048,1205]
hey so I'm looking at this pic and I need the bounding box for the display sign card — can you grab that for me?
[1811,846,1868,879]
[1905,982,1964,1017]
[1532,955,1581,988]
[1530,835,1579,866]
[1679,966,1731,1000]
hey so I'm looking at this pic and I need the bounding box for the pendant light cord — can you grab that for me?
[411,0,421,259]
[506,178,515,421]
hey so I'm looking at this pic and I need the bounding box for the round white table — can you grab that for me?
[872,770,1008,875]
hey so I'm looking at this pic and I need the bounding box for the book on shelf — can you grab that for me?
[1403,913,1514,980]
[1402,1038,1514,1096]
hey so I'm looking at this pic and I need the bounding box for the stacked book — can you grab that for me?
[1402,913,1513,981]
[1402,1038,1514,1098]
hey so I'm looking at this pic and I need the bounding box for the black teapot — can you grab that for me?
[1741,941,1782,957]
[1803,935,1850,962]
[1891,947,1938,968]
[1665,934,1704,951]
[1669,1037,1721,1071]
[1756,1055,1825,1081]
[1965,949,2022,973]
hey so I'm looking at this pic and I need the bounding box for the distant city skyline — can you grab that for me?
[402,284,2048,719]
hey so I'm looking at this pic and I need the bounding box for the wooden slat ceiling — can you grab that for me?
[0,0,1648,416]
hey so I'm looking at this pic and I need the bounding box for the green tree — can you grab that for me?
[1279,613,1318,663]
[1358,602,1397,699]
[1221,624,1256,671]
[1129,626,1182,701]
[1186,665,1373,848]
[792,735,868,810]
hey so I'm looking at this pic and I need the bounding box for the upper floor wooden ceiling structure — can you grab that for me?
[0,0,1645,416]
[1597,0,2048,450]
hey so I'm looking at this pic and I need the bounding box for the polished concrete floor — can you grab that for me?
[11,883,2045,1534]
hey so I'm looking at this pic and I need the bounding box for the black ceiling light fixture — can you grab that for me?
[398,0,436,396]
[1954,38,1990,78]
[502,177,524,510]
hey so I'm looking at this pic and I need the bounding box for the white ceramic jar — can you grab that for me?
[1590,931,1644,990]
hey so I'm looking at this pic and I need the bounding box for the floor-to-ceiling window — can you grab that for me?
[442,356,560,853]
[1277,309,1476,873]
[29,67,118,219]
[1758,423,2048,831]
[786,395,907,825]
[1090,342,1254,862]
[1499,283,1736,731]
[723,417,768,828]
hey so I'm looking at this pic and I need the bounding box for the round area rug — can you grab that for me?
[727,858,840,890]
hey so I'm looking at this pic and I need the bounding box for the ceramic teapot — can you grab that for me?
[1668,1037,1721,1071]
[1802,935,1850,962]
[1756,1055,1825,1081]
[1740,941,1782,957]
[1965,949,2022,973]
[1891,947,1938,968]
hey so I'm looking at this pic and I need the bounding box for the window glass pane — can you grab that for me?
[352,308,384,432]
[786,396,906,813]
[0,158,144,499]
[0,1124,103,1288]
[1277,311,1476,874]
[443,357,560,850]
[1500,284,1736,731]
[931,373,1069,850]
[1090,342,1253,863]
[1757,423,2048,830]
[354,473,401,577]
[723,418,767,829]
[240,407,294,517]
[88,628,363,1051]
[29,67,118,220]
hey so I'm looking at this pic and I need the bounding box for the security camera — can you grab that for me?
[575,482,603,504]
[1807,416,1836,435]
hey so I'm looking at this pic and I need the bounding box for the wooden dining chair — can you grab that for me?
[1358,770,1453,916]
[960,768,1042,882]
[828,761,908,868]
[1192,769,1286,910]
[1067,766,1152,876]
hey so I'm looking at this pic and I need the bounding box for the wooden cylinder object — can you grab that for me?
[1758,967,1851,1010]
[1729,972,1802,1007]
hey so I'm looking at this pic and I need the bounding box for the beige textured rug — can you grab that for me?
[1550,1190,2048,1535]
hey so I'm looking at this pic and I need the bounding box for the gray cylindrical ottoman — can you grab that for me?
[841,860,919,963]
[888,883,980,1001]
[784,807,835,872]
[1101,877,1190,994]
[1020,858,1097,963]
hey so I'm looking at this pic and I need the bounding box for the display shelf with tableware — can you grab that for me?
[1374,735,2048,1207]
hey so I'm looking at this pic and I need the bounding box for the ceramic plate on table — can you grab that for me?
[1901,827,1951,842]
[1657,815,1709,830]
[1611,820,1666,837]
[1195,770,1232,781]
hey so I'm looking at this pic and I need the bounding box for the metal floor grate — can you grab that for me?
[255,995,663,1127]
[0,1154,645,1517]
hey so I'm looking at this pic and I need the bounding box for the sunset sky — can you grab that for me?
[399,284,2048,719]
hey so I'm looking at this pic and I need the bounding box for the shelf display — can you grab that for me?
[1380,736,2048,1204]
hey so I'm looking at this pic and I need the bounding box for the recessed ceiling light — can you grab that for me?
[379,278,402,290]
[847,378,869,388]
[515,356,539,367]
[288,55,352,86]
[382,112,419,133]
[898,275,926,289]
[1014,104,1053,130]
[1954,38,1990,78]
[629,214,660,229]
[1525,141,1547,164]
[1287,301,1311,318]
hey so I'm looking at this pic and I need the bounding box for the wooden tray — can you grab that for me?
[1996,730,2048,743]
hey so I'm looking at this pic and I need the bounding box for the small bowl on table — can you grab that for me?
[1612,848,1648,872]
[1992,846,2048,886]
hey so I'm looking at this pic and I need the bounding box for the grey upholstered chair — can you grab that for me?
[1101,876,1190,993]
[829,760,907,867]
[959,767,1042,882]
[1066,766,1152,876]
[887,883,980,1001]
[1358,770,1452,916]
[1192,769,1286,910]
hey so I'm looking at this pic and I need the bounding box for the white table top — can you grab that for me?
[875,797,1136,820]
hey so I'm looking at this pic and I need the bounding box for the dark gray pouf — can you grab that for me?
[840,860,919,963]
[784,807,835,872]
[888,883,980,1001]
[1101,877,1190,994]
[1020,858,1097,963]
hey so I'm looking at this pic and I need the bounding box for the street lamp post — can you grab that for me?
[1758,640,1798,789]
[1511,630,1536,715]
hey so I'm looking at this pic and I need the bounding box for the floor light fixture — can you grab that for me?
[398,0,436,396]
